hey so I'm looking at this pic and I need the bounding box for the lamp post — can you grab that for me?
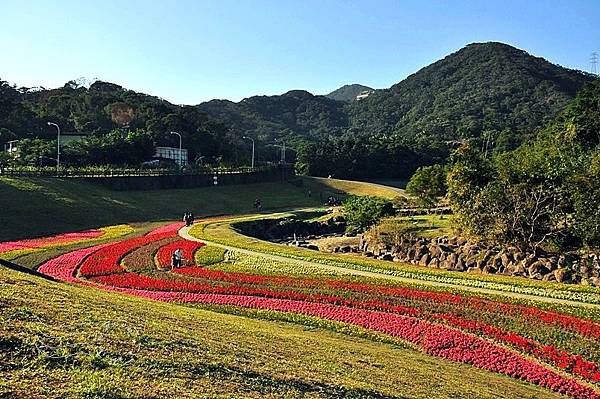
[242,136,255,169]
[47,122,60,175]
[170,131,182,168]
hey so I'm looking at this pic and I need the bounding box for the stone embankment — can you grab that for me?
[357,236,600,286]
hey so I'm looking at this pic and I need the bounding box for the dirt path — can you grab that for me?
[179,225,600,309]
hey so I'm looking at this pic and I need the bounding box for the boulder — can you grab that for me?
[482,264,497,274]
[528,261,549,277]
[419,254,430,266]
[380,253,394,261]
[500,253,513,268]
[428,258,440,268]
[454,257,466,271]
[554,268,567,283]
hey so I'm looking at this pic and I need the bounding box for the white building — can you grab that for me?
[355,90,374,101]
[3,140,19,154]
[155,146,188,166]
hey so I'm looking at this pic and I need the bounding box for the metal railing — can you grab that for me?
[0,165,281,178]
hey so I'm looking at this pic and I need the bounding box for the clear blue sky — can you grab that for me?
[1,0,599,104]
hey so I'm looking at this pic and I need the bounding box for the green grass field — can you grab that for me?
[0,266,566,399]
[0,176,401,241]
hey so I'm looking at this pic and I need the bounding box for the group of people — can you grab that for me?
[183,212,195,226]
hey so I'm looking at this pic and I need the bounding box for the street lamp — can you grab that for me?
[242,136,255,169]
[170,131,182,168]
[47,122,60,175]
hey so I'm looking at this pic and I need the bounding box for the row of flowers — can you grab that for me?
[0,224,134,260]
[121,237,178,273]
[177,260,600,343]
[35,222,600,397]
[78,231,177,277]
[191,218,600,304]
[155,239,205,268]
[92,266,600,383]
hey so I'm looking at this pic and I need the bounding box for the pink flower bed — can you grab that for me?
[0,229,104,253]
[98,290,600,399]
[34,222,600,399]
[78,231,175,277]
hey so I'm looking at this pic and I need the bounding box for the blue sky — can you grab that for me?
[1,0,599,104]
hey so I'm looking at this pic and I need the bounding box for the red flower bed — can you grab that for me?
[0,229,104,253]
[78,231,175,277]
[156,239,205,268]
[176,266,600,341]
[36,222,600,398]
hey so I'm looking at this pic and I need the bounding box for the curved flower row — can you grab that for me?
[35,222,600,398]
[0,229,103,253]
[79,232,174,277]
[156,239,205,268]
[176,263,600,341]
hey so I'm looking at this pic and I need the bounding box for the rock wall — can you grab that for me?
[360,235,600,286]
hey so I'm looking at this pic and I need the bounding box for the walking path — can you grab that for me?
[179,225,600,309]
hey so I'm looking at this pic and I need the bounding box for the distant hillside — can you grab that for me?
[1,42,596,177]
[197,90,348,144]
[348,42,594,152]
[326,84,374,102]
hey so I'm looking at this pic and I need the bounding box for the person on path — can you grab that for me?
[171,252,178,269]
[175,248,184,267]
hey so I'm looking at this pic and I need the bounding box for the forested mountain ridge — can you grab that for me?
[196,90,349,143]
[325,84,374,102]
[1,42,597,176]
[348,42,594,152]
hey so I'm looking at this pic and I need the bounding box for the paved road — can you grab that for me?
[179,225,600,309]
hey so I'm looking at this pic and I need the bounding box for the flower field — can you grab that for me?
[189,217,600,304]
[0,224,134,260]
[23,221,600,399]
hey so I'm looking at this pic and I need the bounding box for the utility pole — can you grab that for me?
[243,136,255,169]
[170,131,182,168]
[592,52,598,75]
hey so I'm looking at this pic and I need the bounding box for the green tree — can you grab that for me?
[405,164,447,207]
[342,195,394,230]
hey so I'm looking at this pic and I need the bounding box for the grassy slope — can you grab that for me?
[0,176,400,242]
[301,176,401,199]
[0,266,563,399]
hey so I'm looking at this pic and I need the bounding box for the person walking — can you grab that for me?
[175,248,184,267]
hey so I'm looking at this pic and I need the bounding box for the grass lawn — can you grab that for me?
[378,213,453,238]
[301,176,401,199]
[0,265,567,399]
[0,176,401,242]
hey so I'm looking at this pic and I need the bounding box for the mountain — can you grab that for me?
[325,84,374,103]
[348,42,594,152]
[197,90,348,143]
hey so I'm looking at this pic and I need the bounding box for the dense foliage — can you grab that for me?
[342,195,394,230]
[405,164,447,207]
[447,80,600,251]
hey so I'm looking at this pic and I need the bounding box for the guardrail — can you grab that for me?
[0,165,276,178]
